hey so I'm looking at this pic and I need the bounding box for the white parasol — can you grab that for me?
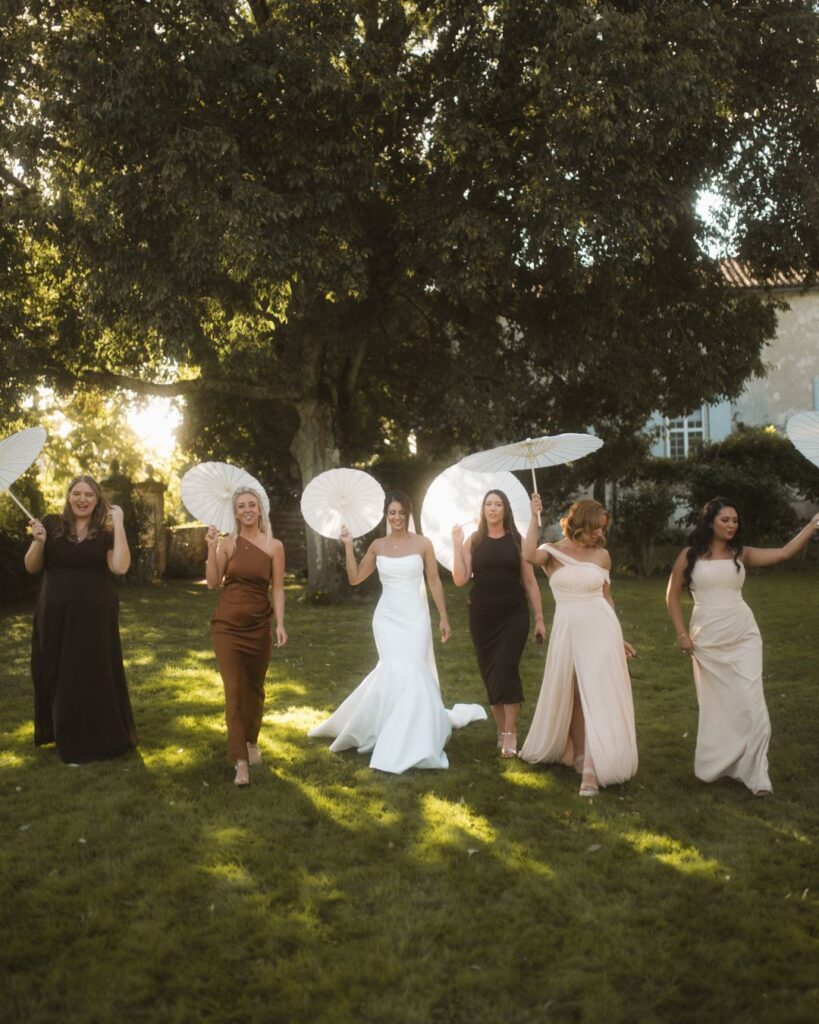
[421,465,531,572]
[458,432,604,523]
[300,468,385,540]
[0,425,47,520]
[786,411,819,468]
[180,461,270,534]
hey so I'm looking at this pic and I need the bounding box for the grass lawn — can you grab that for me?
[1,573,817,1024]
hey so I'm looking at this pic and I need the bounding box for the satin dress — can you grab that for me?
[688,558,771,793]
[310,554,486,773]
[519,544,637,787]
[211,537,273,762]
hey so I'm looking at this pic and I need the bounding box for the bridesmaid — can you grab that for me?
[206,487,287,786]
[519,494,637,796]
[451,489,546,757]
[666,497,819,796]
[25,474,137,763]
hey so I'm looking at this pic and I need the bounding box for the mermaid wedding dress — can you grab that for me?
[309,554,486,772]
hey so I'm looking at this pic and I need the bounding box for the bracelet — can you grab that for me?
[677,631,688,638]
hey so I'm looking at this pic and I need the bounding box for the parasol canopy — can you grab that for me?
[786,411,819,468]
[420,465,530,572]
[0,425,47,520]
[300,467,385,540]
[180,461,270,534]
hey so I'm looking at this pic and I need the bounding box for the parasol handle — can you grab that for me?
[530,468,541,526]
[4,487,35,521]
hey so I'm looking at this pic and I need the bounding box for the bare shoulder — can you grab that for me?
[598,548,612,570]
[219,535,236,557]
[416,534,435,555]
[269,537,285,557]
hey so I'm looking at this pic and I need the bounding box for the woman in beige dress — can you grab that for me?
[519,495,637,796]
[666,497,819,796]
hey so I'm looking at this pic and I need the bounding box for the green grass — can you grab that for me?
[1,574,818,1024]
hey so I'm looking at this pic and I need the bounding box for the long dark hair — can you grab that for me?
[53,474,111,542]
[683,497,743,592]
[472,489,521,553]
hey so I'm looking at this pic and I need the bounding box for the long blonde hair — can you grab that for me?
[229,487,271,540]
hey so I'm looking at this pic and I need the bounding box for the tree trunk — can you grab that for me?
[290,398,343,599]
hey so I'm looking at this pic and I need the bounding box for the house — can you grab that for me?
[648,262,819,458]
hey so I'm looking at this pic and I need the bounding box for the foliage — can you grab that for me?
[615,481,678,576]
[680,426,819,544]
[1,576,819,1022]
[3,1,819,591]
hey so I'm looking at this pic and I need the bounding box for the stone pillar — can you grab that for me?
[134,473,167,577]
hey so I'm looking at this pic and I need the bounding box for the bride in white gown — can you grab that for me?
[309,491,487,773]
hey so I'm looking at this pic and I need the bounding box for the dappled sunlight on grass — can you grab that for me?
[622,830,725,877]
[288,777,402,832]
[409,793,497,863]
[0,749,30,768]
[268,705,324,730]
[500,767,554,790]
[267,682,308,699]
[203,861,256,889]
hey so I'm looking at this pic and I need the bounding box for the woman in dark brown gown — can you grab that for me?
[25,475,137,763]
[452,490,546,758]
[206,487,287,786]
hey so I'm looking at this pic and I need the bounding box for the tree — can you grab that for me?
[3,1,818,593]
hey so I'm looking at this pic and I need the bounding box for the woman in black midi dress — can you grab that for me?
[452,489,546,757]
[25,475,137,763]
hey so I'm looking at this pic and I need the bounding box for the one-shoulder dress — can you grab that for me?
[211,537,273,762]
[688,558,770,793]
[519,544,637,786]
[31,514,137,763]
[309,553,487,773]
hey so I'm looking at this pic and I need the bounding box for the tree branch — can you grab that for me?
[247,0,270,28]
[68,368,290,402]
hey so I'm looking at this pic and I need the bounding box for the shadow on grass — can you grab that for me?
[1,579,818,1023]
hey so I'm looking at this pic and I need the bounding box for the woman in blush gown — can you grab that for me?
[309,490,486,773]
[666,497,819,797]
[519,494,637,796]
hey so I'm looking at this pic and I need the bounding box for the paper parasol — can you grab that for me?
[300,468,385,540]
[0,425,47,520]
[180,461,270,534]
[420,465,531,572]
[459,432,603,523]
[786,411,819,468]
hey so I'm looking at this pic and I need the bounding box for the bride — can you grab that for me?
[309,490,486,772]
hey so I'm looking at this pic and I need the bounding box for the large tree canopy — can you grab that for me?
[2,0,818,588]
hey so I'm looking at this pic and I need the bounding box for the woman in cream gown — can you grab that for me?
[309,491,486,773]
[667,498,819,796]
[519,495,637,796]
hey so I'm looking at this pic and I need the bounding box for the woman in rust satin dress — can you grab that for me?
[206,487,287,786]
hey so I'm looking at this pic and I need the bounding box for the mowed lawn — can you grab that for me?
[1,572,817,1024]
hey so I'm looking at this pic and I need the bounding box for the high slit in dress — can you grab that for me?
[519,544,637,787]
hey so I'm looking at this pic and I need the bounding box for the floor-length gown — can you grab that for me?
[211,537,273,762]
[309,554,487,773]
[468,534,529,705]
[31,515,137,763]
[519,545,637,786]
[688,558,771,793]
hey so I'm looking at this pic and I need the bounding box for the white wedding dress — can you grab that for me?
[309,554,486,772]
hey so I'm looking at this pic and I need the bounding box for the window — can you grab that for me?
[666,408,705,459]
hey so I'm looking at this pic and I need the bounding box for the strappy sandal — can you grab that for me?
[500,732,517,758]
[234,760,250,786]
[579,770,598,797]
[247,743,262,766]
